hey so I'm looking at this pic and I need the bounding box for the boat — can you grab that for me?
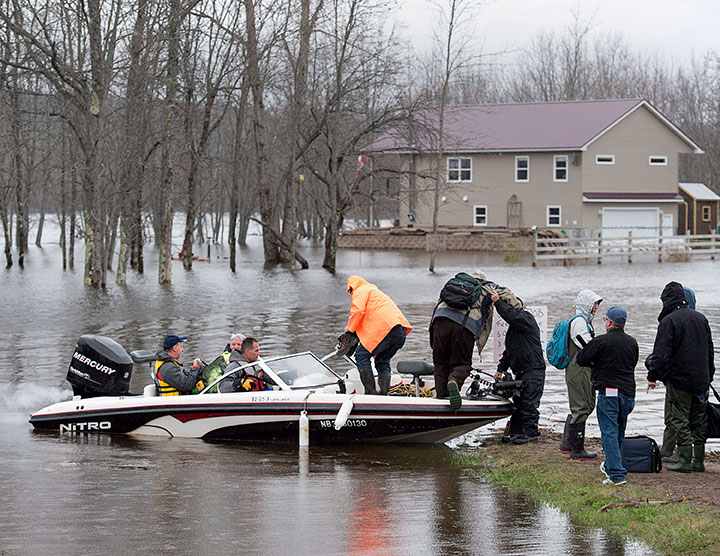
[30,335,516,444]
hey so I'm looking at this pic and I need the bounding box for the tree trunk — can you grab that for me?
[157,0,183,284]
[244,0,279,264]
[35,183,47,247]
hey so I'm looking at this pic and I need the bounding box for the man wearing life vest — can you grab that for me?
[154,334,204,396]
[345,276,412,395]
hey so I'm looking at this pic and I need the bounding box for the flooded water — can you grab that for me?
[2,220,718,555]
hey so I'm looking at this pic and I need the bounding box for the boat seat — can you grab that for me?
[131,350,156,364]
[396,361,434,397]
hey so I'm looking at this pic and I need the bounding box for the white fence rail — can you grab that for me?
[531,230,719,266]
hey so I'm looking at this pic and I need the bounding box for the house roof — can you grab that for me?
[679,183,720,201]
[583,192,683,203]
[365,99,703,154]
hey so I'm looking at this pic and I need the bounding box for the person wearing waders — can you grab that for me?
[659,287,697,464]
[491,289,546,444]
[646,281,715,473]
[576,307,639,485]
[558,289,603,460]
[345,276,412,395]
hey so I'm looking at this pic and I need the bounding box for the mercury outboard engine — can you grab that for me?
[66,335,134,398]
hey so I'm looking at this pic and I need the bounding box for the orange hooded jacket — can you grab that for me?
[346,275,412,353]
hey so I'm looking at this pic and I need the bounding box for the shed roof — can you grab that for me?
[679,183,720,201]
[365,99,703,154]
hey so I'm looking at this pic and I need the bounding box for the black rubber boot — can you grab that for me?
[692,444,705,472]
[569,421,598,460]
[377,370,391,396]
[668,445,692,473]
[558,414,572,454]
[448,380,462,409]
[358,365,378,395]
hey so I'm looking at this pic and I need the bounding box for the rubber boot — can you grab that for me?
[667,445,692,473]
[662,449,679,464]
[377,370,391,396]
[692,444,706,472]
[569,421,598,460]
[660,426,676,460]
[358,365,378,395]
[448,380,462,410]
[558,414,572,454]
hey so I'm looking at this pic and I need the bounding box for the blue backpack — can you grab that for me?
[546,315,586,369]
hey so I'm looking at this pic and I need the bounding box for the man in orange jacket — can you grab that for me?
[345,275,412,395]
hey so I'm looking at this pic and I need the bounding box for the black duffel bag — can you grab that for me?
[707,384,720,438]
[622,436,662,473]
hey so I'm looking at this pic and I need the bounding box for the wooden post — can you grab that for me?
[628,230,632,264]
[712,229,716,261]
[597,231,602,265]
[531,229,537,267]
[658,210,664,263]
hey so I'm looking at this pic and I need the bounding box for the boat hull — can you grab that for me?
[29,391,513,444]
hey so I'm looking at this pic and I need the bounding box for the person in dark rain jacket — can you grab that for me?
[491,289,546,445]
[646,281,715,473]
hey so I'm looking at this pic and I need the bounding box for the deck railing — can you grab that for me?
[531,230,718,266]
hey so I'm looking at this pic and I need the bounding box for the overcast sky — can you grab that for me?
[398,0,717,62]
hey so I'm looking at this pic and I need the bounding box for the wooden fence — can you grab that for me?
[531,230,719,266]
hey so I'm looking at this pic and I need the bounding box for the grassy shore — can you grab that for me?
[457,431,720,555]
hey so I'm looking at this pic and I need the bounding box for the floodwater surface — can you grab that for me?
[3,222,717,555]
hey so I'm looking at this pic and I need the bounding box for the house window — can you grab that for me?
[596,155,615,165]
[554,155,568,182]
[702,206,711,222]
[447,157,471,182]
[547,205,561,227]
[474,205,487,226]
[649,155,667,166]
[515,156,529,182]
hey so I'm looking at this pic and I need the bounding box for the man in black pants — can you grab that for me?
[491,289,546,444]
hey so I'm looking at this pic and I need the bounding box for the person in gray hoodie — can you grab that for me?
[558,289,603,460]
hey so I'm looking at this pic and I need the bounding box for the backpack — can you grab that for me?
[546,315,586,369]
[622,436,662,473]
[439,272,484,310]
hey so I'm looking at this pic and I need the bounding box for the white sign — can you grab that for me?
[492,305,548,362]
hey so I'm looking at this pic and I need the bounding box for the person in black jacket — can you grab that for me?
[646,281,715,473]
[491,289,546,445]
[576,306,639,485]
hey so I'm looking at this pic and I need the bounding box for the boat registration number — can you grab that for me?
[319,419,367,428]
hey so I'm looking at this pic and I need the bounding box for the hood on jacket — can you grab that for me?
[575,289,603,322]
[347,275,370,293]
[683,287,696,310]
[658,281,688,322]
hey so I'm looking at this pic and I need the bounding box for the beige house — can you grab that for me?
[365,99,703,236]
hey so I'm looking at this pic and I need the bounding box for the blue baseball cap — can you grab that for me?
[163,334,187,349]
[604,306,627,325]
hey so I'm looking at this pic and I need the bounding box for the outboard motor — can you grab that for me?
[66,335,134,398]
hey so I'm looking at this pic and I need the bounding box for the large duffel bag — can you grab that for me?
[707,384,720,438]
[622,435,662,473]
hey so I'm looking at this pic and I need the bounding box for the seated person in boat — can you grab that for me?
[154,334,205,396]
[218,337,274,393]
[223,333,246,364]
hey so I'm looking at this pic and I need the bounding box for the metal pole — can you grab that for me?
[597,231,602,265]
[531,229,537,267]
[658,210,664,263]
[628,230,632,264]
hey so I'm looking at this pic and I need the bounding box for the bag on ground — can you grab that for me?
[621,436,662,473]
[545,315,585,370]
[439,272,484,310]
[706,384,720,438]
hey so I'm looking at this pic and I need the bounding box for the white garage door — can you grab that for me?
[601,208,673,239]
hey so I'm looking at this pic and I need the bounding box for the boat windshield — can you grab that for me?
[262,352,341,389]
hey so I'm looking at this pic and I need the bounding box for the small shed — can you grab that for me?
[678,183,720,235]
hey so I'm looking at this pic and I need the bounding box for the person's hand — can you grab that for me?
[490,289,500,303]
[646,381,657,393]
[494,371,503,380]
[343,325,350,333]
[192,358,204,368]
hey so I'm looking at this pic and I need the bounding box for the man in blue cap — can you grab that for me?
[577,306,639,485]
[154,334,204,396]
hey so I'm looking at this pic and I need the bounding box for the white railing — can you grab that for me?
[531,230,718,266]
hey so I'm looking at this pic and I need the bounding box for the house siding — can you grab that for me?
[397,103,696,230]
